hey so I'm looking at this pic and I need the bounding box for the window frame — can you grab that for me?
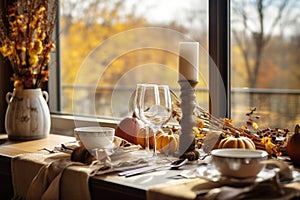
[209,0,231,118]
[49,0,62,113]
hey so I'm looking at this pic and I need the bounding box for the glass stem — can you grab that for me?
[145,125,150,152]
[152,127,158,157]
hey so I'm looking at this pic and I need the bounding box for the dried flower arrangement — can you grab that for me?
[0,0,58,89]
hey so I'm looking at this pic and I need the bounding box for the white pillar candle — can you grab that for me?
[178,42,199,82]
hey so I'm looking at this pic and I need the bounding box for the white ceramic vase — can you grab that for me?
[5,88,51,140]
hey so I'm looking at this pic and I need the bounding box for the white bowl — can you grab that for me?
[211,149,268,178]
[74,127,115,150]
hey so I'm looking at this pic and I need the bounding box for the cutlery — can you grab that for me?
[119,158,188,177]
[39,147,57,153]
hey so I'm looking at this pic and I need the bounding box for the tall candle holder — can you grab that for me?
[177,80,199,161]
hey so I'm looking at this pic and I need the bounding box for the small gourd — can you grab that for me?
[156,129,179,155]
[287,124,300,166]
[218,132,256,149]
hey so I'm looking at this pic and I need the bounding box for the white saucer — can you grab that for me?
[196,165,277,186]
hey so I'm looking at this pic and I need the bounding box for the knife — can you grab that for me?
[118,158,188,177]
[118,165,164,177]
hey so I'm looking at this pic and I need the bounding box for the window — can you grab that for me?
[54,0,210,121]
[230,0,300,129]
[51,0,300,131]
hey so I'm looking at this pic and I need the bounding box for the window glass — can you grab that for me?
[58,0,209,119]
[231,0,300,130]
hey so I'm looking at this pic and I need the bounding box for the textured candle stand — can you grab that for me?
[177,80,199,161]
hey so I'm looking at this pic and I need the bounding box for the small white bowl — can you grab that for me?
[74,127,115,150]
[211,148,268,178]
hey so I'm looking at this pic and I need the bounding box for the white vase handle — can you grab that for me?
[6,92,13,104]
[42,91,49,102]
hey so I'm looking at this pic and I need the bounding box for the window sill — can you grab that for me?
[50,113,119,136]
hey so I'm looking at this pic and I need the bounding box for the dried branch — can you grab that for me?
[0,0,58,89]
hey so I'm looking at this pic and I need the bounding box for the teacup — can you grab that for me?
[211,148,268,178]
[74,126,115,150]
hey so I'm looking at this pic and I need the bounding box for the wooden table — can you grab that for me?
[2,133,299,200]
[0,133,193,200]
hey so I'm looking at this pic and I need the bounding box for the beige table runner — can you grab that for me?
[11,152,97,200]
[11,149,149,200]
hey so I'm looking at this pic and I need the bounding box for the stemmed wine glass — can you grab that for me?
[134,84,172,158]
[133,84,150,154]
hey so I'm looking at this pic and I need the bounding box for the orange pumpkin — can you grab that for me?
[115,114,156,148]
[156,129,179,155]
[115,114,144,145]
[218,133,256,149]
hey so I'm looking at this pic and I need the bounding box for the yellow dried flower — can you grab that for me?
[16,43,26,52]
[37,6,46,15]
[30,16,38,29]
[45,53,51,63]
[41,70,49,82]
[16,19,23,25]
[21,25,27,31]
[29,42,35,49]
[29,55,39,66]
[0,45,12,57]
[38,32,46,40]
[14,80,24,89]
[194,117,204,128]
[50,43,56,50]
[33,40,43,54]
[17,15,24,19]
[252,122,259,129]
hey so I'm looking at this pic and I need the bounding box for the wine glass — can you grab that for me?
[136,84,172,158]
[133,84,150,154]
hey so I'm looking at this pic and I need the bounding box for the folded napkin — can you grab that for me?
[202,174,300,200]
[147,159,300,200]
[147,178,220,200]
